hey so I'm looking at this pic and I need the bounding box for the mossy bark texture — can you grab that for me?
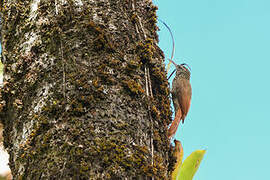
[0,0,174,179]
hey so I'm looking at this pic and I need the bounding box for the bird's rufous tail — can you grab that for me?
[168,109,183,138]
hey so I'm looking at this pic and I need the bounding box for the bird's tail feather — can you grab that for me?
[168,109,182,138]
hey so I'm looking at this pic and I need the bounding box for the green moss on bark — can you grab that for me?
[0,0,174,179]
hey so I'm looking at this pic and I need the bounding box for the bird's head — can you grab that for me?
[169,60,191,80]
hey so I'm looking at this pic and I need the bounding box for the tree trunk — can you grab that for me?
[0,0,174,179]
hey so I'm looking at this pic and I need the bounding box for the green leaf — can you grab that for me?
[0,62,3,74]
[177,150,206,180]
[172,140,184,180]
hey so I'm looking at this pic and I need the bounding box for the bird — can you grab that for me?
[168,60,192,139]
[172,139,183,178]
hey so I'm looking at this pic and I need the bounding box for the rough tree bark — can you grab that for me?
[0,0,174,179]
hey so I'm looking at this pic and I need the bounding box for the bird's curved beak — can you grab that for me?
[169,59,178,67]
[168,69,176,80]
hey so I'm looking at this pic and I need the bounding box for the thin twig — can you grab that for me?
[56,1,66,99]
[132,1,154,178]
[60,40,66,99]
[147,68,153,97]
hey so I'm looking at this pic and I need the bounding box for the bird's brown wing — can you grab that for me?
[168,78,192,138]
[172,83,180,114]
[177,79,192,122]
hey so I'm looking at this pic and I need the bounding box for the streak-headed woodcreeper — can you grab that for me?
[168,60,192,139]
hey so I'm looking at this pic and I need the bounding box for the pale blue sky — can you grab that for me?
[155,0,270,179]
